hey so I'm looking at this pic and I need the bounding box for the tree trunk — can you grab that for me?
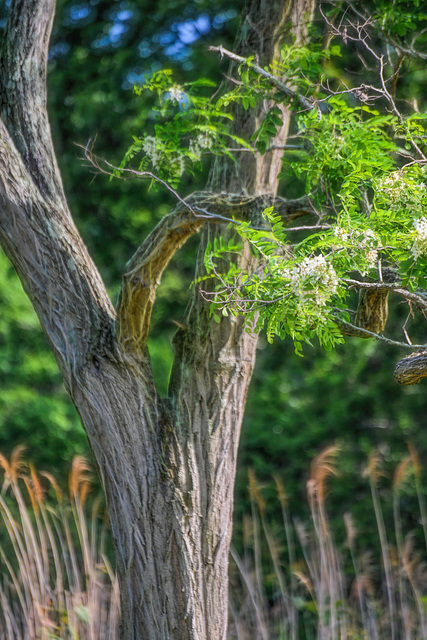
[0,0,315,638]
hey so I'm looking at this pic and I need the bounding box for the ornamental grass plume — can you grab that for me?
[0,447,119,640]
[229,445,427,640]
[1,446,427,640]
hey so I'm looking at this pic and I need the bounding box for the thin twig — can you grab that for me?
[343,279,427,310]
[209,45,314,112]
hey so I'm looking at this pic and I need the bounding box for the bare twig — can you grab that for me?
[343,279,427,312]
[209,45,314,112]
[335,316,426,349]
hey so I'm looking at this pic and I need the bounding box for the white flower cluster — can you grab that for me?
[142,136,161,168]
[375,172,427,210]
[168,85,184,104]
[189,133,213,160]
[411,217,427,259]
[334,226,378,273]
[376,171,406,203]
[359,229,378,269]
[142,136,185,176]
[334,226,349,242]
[331,135,346,158]
[171,156,186,177]
[282,255,338,306]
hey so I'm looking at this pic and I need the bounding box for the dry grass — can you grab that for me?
[0,447,119,640]
[1,445,426,639]
[229,444,427,640]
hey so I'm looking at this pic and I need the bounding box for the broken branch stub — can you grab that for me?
[394,351,427,385]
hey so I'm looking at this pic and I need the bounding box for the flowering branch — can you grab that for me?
[82,141,316,353]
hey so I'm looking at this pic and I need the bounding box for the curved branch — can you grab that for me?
[116,209,204,355]
[116,191,312,355]
[394,351,427,385]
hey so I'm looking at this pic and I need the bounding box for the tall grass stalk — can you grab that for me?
[229,445,427,640]
[367,452,397,640]
[0,448,119,640]
[409,443,427,553]
[274,475,298,640]
[393,456,412,640]
[1,446,427,640]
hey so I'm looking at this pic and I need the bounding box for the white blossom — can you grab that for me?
[168,85,184,104]
[360,229,378,264]
[411,216,427,259]
[376,171,406,202]
[334,226,378,271]
[196,133,212,149]
[334,226,349,242]
[282,255,338,306]
[189,139,202,160]
[188,140,202,160]
[375,171,427,211]
[142,136,161,167]
[171,156,186,177]
[189,133,213,160]
[356,229,378,273]
[365,248,378,267]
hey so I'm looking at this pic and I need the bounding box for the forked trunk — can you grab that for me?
[0,0,314,638]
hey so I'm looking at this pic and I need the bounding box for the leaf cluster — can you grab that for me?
[119,13,427,352]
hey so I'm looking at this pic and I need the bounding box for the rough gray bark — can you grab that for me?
[0,0,315,638]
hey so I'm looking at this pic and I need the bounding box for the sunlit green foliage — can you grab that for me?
[122,35,427,352]
[119,69,252,187]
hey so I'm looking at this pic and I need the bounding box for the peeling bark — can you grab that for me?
[0,0,316,638]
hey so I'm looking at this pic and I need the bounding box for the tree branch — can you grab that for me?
[335,315,425,348]
[0,121,115,384]
[343,278,427,312]
[209,45,314,112]
[0,1,116,386]
[116,191,312,355]
[116,209,204,355]
[82,144,314,225]
[83,145,314,354]
[394,351,427,385]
